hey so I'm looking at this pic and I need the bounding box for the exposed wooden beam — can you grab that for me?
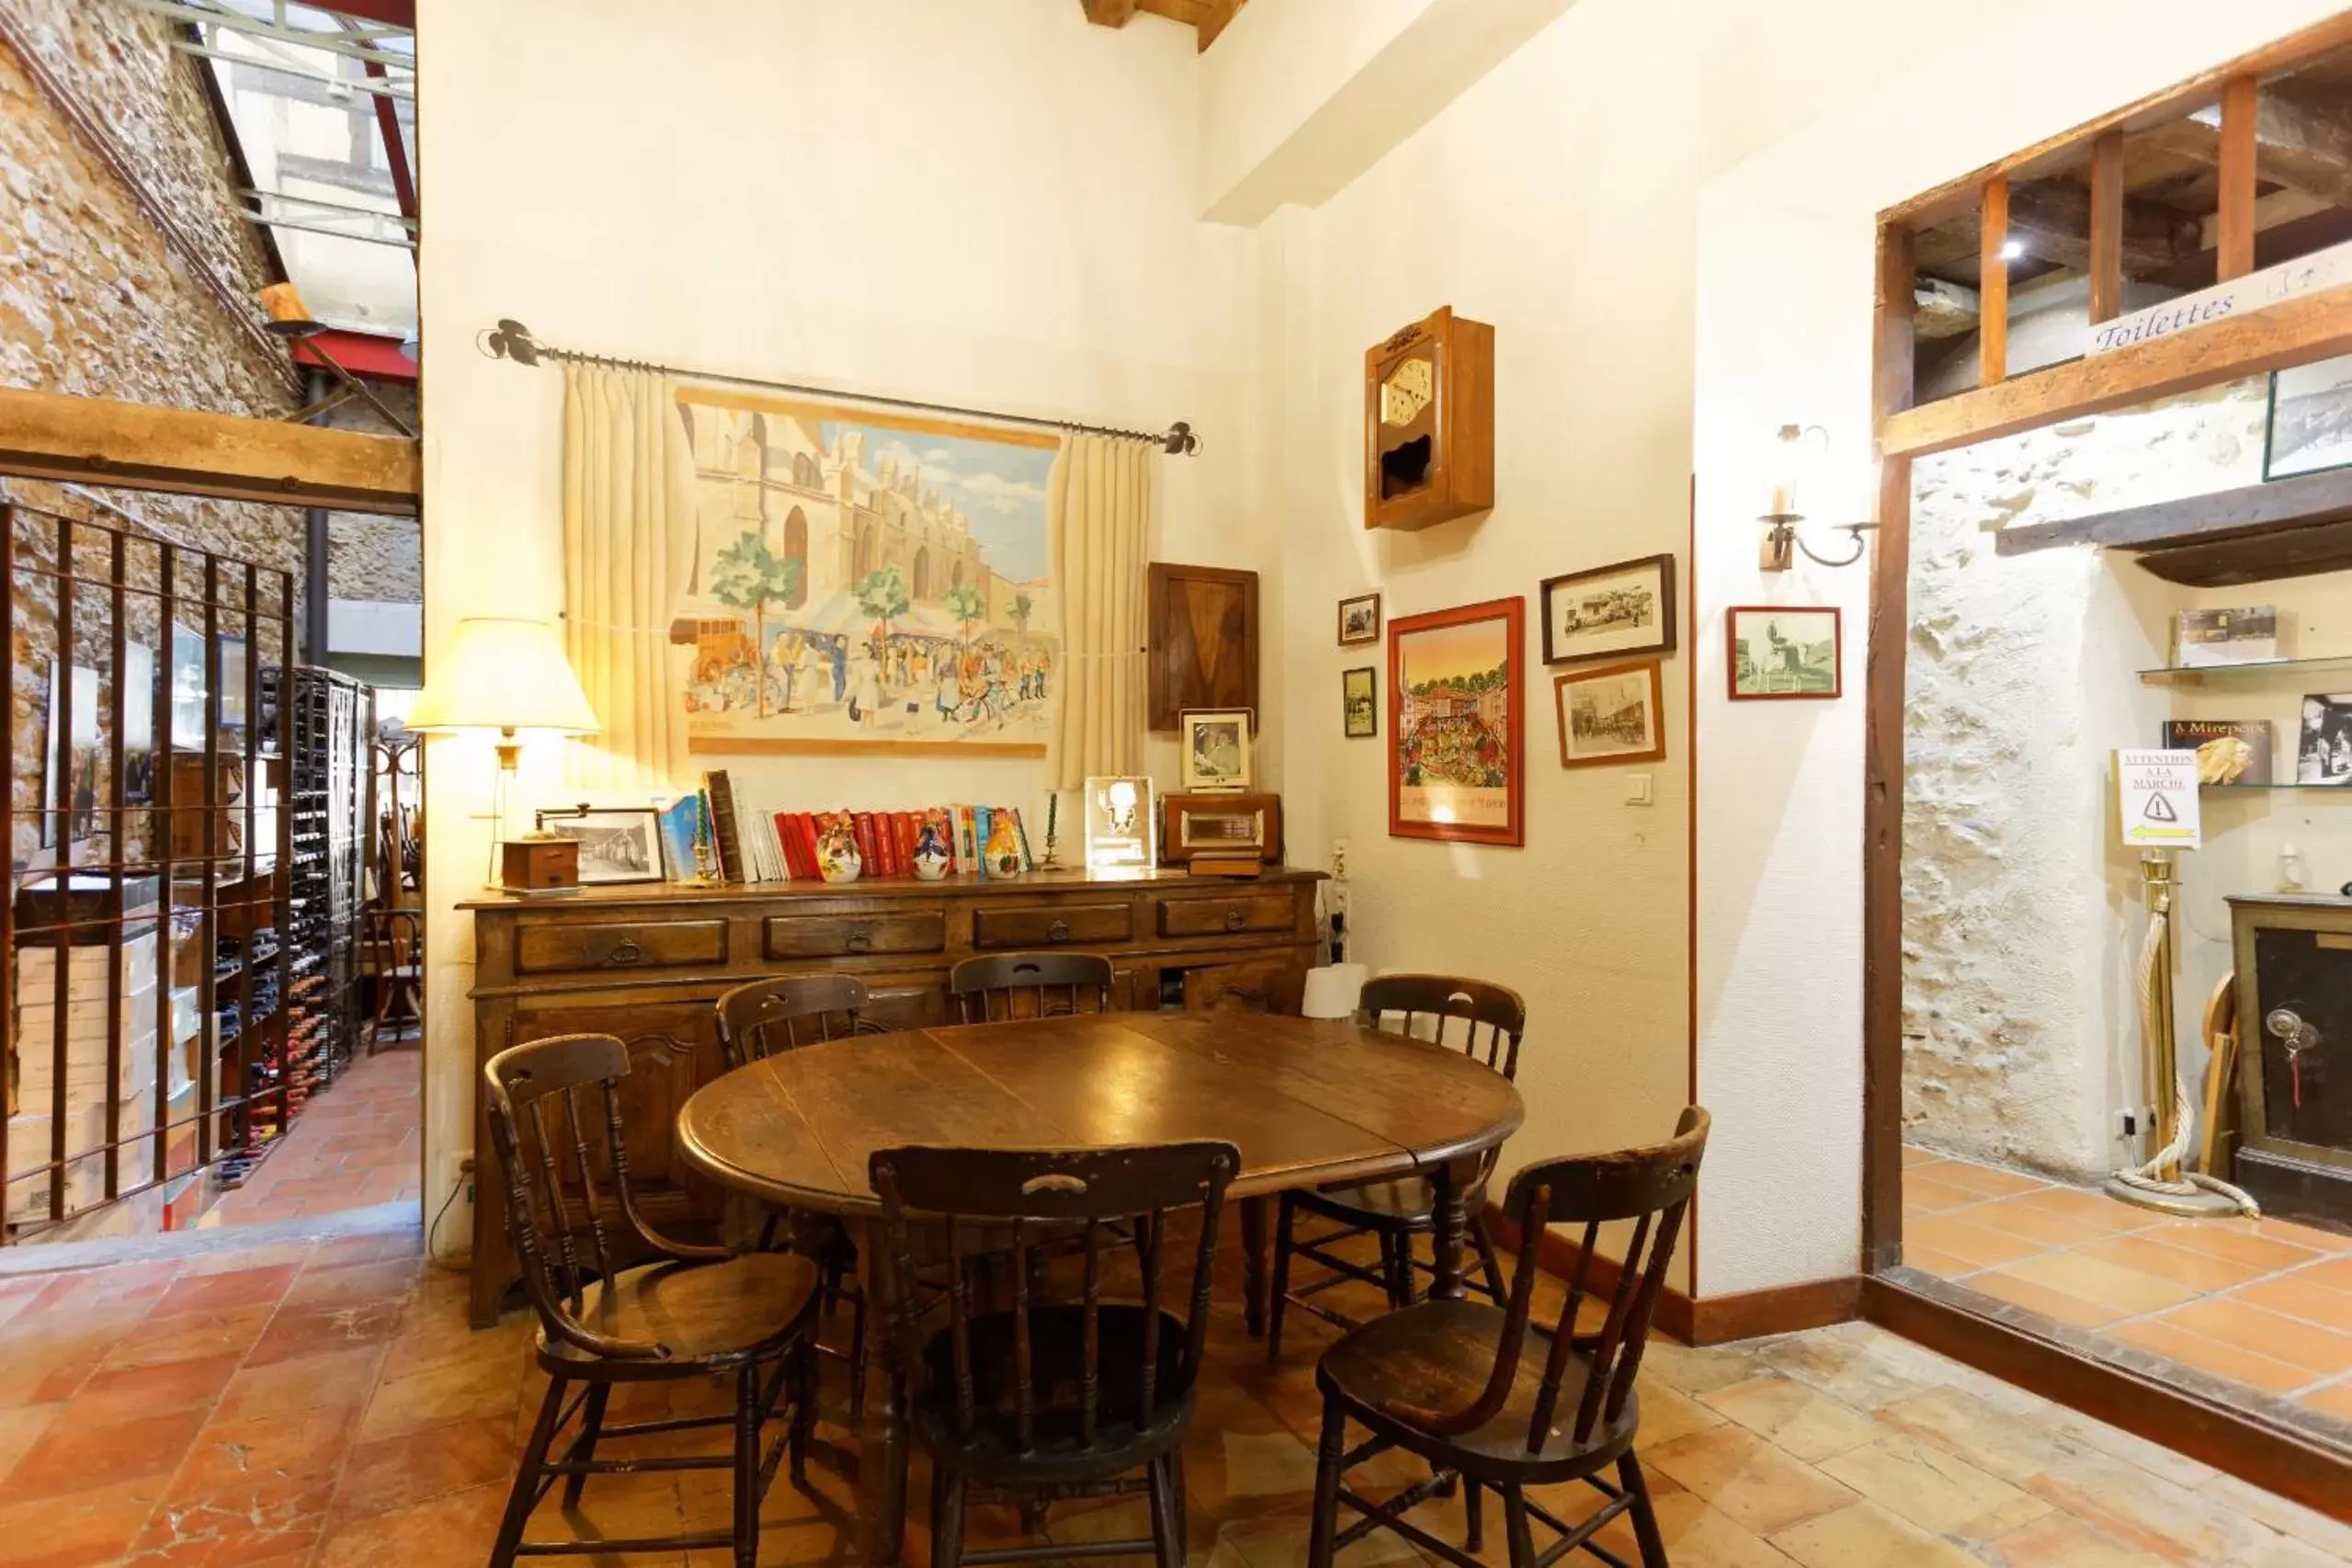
[2005,177,2199,276]
[2088,132,2124,324]
[1914,277,1980,339]
[1996,465,2352,558]
[2218,75,2260,281]
[1079,0,1139,25]
[1196,0,1247,50]
[2199,187,2335,251]
[1979,177,2009,388]
[0,385,420,516]
[1085,0,1245,50]
[1882,283,2352,459]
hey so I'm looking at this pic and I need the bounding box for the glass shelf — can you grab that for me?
[2207,783,2352,792]
[2140,655,2352,687]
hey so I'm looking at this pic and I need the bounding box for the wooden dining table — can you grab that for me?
[675,1006,1526,1567]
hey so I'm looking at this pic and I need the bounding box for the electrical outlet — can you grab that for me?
[1331,838,1351,881]
[2113,1109,2138,1139]
[1327,884,1350,918]
[446,1151,477,1207]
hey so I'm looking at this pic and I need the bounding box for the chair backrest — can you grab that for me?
[870,1141,1236,1451]
[949,952,1115,1024]
[716,973,875,1069]
[368,905,420,965]
[1359,973,1526,1081]
[483,1032,677,1360]
[1388,1108,1709,1452]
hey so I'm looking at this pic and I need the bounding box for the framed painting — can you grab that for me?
[1540,553,1675,664]
[1388,597,1525,846]
[1337,592,1381,646]
[1726,605,1841,699]
[1554,659,1665,768]
[1343,666,1377,738]
[675,387,1060,758]
[2266,354,2352,481]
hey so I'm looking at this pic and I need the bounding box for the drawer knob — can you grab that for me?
[1223,908,1245,931]
[1049,919,1072,943]
[607,937,643,966]
[846,927,874,953]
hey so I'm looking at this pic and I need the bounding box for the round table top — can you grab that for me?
[676,1010,1525,1217]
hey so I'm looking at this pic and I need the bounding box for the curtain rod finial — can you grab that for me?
[1165,421,1199,456]
[481,319,541,367]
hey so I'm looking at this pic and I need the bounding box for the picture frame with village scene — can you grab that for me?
[1387,597,1525,846]
[1539,553,1675,665]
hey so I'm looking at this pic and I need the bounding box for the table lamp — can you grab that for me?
[406,617,601,890]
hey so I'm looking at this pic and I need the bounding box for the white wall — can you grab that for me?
[415,0,1262,1254]
[1690,0,2350,1297]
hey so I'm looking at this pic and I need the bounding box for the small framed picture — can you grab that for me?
[1554,660,1665,768]
[2266,354,2352,481]
[1343,666,1378,738]
[1337,592,1382,646]
[1540,554,1676,665]
[532,805,665,883]
[1726,606,1841,700]
[1178,709,1255,791]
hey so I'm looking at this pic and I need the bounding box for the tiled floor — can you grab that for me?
[199,1044,422,1229]
[0,1211,2341,1566]
[1903,1145,2352,1437]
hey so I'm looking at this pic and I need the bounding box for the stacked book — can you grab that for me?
[662,774,1040,883]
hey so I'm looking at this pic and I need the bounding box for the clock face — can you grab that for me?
[1380,356,1435,427]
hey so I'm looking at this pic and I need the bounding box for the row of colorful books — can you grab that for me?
[653,775,1041,883]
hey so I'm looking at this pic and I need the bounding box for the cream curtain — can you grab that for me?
[1047,432,1151,792]
[560,363,697,794]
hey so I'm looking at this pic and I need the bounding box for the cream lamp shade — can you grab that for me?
[407,617,601,738]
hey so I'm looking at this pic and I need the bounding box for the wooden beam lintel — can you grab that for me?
[0,385,420,517]
[1995,464,2352,558]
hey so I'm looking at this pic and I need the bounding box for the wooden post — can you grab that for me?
[2217,75,2259,281]
[1978,177,2009,388]
[2088,131,2125,324]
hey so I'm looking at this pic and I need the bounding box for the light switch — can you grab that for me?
[1624,773,1653,807]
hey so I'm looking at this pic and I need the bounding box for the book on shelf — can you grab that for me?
[2163,719,2274,787]
[657,793,715,882]
[2174,606,2280,667]
[700,770,747,883]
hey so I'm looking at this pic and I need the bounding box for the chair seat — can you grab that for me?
[1317,1298,1639,1473]
[540,1252,821,1373]
[1299,1174,1437,1225]
[914,1304,1191,1481]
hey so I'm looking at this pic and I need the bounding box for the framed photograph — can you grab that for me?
[1554,659,1665,768]
[532,805,665,883]
[1726,606,1841,700]
[1337,592,1382,646]
[2298,696,2352,785]
[2266,354,2352,481]
[1178,708,1255,792]
[1343,666,1378,738]
[1388,597,1525,846]
[1085,775,1156,872]
[1540,553,1676,665]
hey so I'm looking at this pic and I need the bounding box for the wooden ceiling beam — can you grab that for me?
[1080,0,1140,25]
[1080,0,1246,51]
[0,385,420,516]
[2005,177,2202,275]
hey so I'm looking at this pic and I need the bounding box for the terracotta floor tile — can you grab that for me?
[280,1256,426,1311]
[242,1299,404,1367]
[1695,1376,1882,1463]
[2134,1221,2322,1275]
[1902,1147,1944,1168]
[314,1477,511,1567]
[1814,1435,2051,1540]
[2301,1255,2352,1293]
[1643,1426,1856,1538]
[2196,1470,2352,1561]
[1903,1214,2051,1271]
[164,1402,358,1506]
[2006,1187,2165,1229]
[0,1405,210,1502]
[1637,1489,1802,1567]
[2230,1270,2352,1329]
[2244,1216,2352,1254]
[1924,1161,2051,1200]
[1994,1252,2204,1317]
[61,1350,244,1428]
[1960,1269,2128,1330]
[2025,1452,2314,1564]
[0,1404,62,1491]
[1768,1499,1986,1568]
[1958,1198,2159,1253]
[2299,1378,2352,1422]
[2161,1297,2352,1376]
[358,1351,527,1442]
[2072,1233,2271,1294]
[1903,1173,1992,1214]
[98,1304,274,1371]
[332,1414,515,1521]
[1630,1381,1730,1449]
[143,1265,300,1320]
[1896,1243,1980,1279]
[215,1343,388,1425]
[0,1475,171,1566]
[2103,1318,2314,1396]
[1976,1511,2167,1567]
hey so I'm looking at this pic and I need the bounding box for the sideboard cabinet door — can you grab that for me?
[502,1001,725,1221]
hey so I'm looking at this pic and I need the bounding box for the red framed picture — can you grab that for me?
[1725,605,1842,700]
[1387,597,1526,846]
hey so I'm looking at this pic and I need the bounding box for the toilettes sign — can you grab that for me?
[2117,749,2202,850]
[2086,238,2352,358]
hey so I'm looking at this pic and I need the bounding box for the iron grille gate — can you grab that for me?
[1,503,298,1238]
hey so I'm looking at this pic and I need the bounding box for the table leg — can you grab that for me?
[1430,1157,1474,1301]
[854,1219,907,1568]
[1240,1196,1268,1337]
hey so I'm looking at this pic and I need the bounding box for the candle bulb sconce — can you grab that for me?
[1759,422,1879,572]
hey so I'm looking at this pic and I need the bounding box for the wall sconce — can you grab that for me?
[1759,423,1878,572]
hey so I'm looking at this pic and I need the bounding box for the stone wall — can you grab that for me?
[1902,380,2263,1180]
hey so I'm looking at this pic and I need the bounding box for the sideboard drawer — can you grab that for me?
[1157,891,1299,939]
[515,919,729,975]
[972,901,1132,949]
[765,907,947,960]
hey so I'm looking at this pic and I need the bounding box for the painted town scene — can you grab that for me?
[1395,618,1512,829]
[675,391,1059,754]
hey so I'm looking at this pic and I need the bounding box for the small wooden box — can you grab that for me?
[501,837,580,893]
[1162,792,1282,868]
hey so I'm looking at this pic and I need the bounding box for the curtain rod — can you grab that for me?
[475,319,1199,455]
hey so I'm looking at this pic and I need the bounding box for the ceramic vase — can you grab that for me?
[815,816,862,884]
[912,821,952,881]
[984,813,1023,878]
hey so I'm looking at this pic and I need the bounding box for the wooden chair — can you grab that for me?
[870,1140,1239,1568]
[1307,1108,1710,1568]
[714,974,882,1416]
[951,952,1115,1023]
[1268,975,1526,1359]
[362,906,422,1052]
[483,1032,823,1568]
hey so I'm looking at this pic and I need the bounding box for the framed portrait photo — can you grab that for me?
[2267,354,2352,481]
[1540,553,1675,665]
[1337,592,1382,646]
[1178,708,1255,792]
[1726,605,1841,700]
[1387,597,1525,846]
[532,805,666,884]
[1343,666,1377,738]
[1554,659,1665,768]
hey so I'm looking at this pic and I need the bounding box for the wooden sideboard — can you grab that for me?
[461,867,1324,1324]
